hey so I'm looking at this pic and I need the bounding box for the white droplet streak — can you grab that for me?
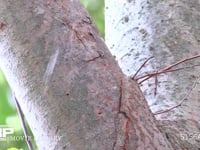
[43,49,59,90]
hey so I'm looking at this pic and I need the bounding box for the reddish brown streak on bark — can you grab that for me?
[124,119,130,150]
[0,22,6,30]
[117,78,132,150]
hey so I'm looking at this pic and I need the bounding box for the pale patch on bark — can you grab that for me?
[43,49,59,92]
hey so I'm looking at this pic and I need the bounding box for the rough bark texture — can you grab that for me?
[105,0,200,149]
[0,0,174,149]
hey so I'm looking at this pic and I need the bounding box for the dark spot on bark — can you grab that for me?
[139,28,146,34]
[55,126,60,133]
[98,111,102,115]
[88,32,93,36]
[165,133,169,139]
[149,46,154,51]
[124,16,129,23]
[65,93,70,96]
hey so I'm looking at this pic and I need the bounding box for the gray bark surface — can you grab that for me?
[105,0,200,149]
[0,0,173,149]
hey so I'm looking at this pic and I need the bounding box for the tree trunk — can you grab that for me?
[105,0,200,149]
[0,0,173,149]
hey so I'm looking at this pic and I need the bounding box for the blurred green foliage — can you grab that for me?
[81,0,105,37]
[0,0,104,149]
[0,70,29,149]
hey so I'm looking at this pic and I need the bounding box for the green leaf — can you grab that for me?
[7,148,23,150]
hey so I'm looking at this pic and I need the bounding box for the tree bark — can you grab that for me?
[105,0,200,149]
[0,0,173,149]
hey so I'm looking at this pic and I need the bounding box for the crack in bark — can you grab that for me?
[53,16,89,50]
[73,30,104,62]
[113,78,131,150]
[74,29,89,50]
[53,16,104,63]
[118,79,129,119]
[83,50,104,62]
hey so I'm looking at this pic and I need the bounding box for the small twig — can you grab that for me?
[14,96,34,150]
[138,76,151,84]
[160,64,200,74]
[154,76,199,115]
[159,54,200,73]
[131,56,153,79]
[153,101,183,115]
[137,64,200,84]
[136,54,200,84]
